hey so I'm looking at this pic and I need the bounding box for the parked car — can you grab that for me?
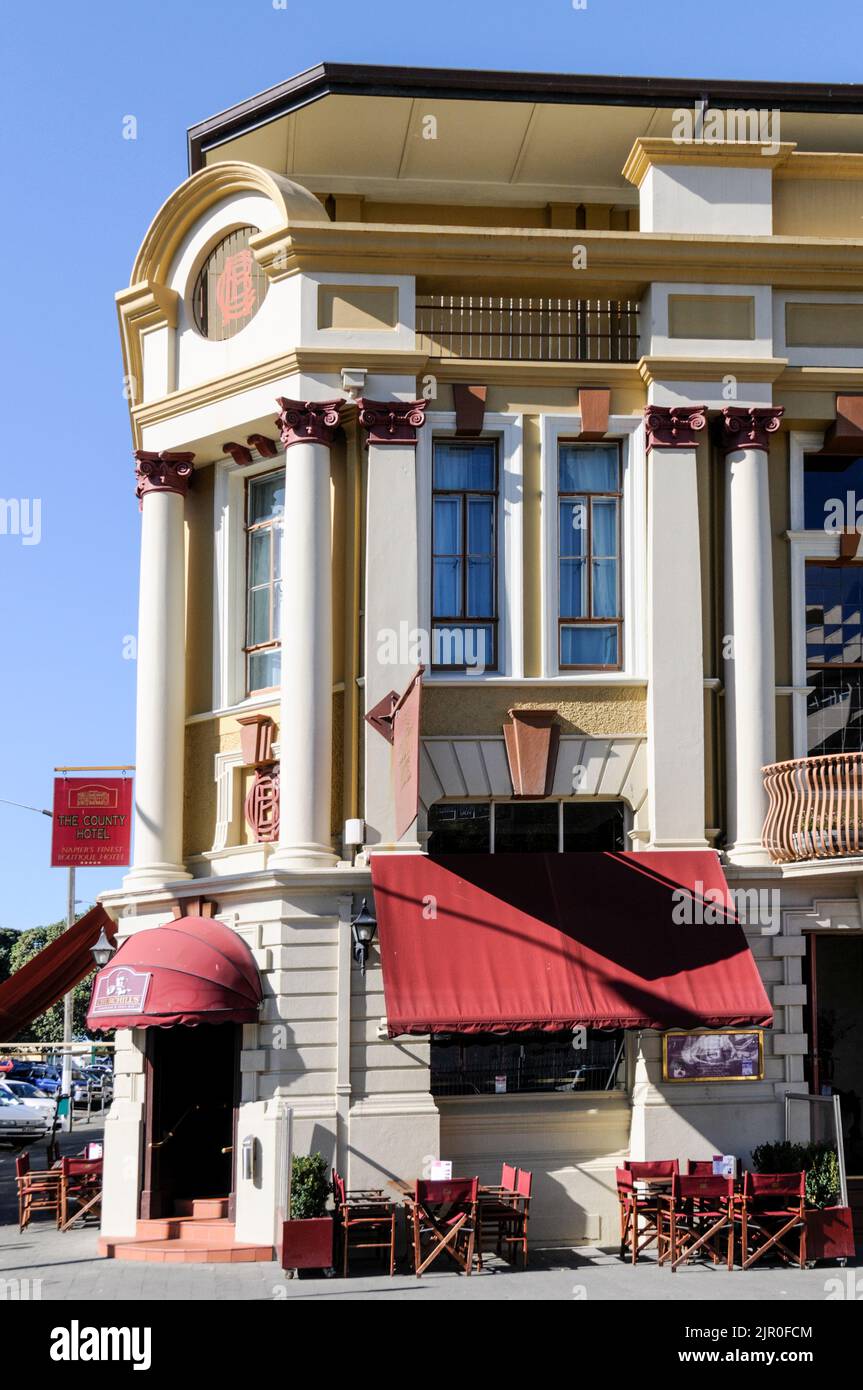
[0,1080,56,1122]
[0,1093,49,1150]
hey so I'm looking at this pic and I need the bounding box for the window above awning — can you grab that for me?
[371,852,773,1036]
[86,916,262,1032]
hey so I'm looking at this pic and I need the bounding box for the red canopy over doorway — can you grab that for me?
[86,915,262,1031]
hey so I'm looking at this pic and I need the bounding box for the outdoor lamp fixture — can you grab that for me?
[351,899,378,976]
[90,925,115,969]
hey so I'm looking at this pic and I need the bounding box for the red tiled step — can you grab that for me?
[98,1235,273,1264]
[172,1197,229,1219]
[134,1217,237,1245]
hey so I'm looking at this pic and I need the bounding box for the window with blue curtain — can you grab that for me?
[557,442,621,668]
[432,440,498,670]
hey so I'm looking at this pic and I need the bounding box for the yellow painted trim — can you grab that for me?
[639,355,788,385]
[130,161,328,286]
[775,151,863,181]
[622,137,796,188]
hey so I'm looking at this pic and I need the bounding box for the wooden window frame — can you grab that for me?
[557,439,623,672]
[244,471,283,696]
[431,439,499,671]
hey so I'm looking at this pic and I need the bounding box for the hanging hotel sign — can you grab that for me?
[51,777,133,868]
[662,1029,764,1083]
[89,966,151,1017]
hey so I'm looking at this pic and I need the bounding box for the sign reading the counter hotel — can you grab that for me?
[51,777,133,868]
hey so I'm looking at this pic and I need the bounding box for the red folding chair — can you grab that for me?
[739,1172,807,1270]
[476,1163,518,1267]
[616,1160,679,1264]
[331,1170,396,1277]
[58,1157,102,1231]
[409,1178,478,1276]
[662,1174,736,1272]
[15,1153,61,1232]
[499,1167,532,1268]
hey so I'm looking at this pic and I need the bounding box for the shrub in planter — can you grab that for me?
[751,1141,854,1262]
[281,1153,334,1273]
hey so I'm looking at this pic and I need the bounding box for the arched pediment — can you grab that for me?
[129,160,329,287]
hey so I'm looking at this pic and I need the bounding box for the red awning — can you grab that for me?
[0,905,115,1041]
[371,852,773,1035]
[86,915,262,1032]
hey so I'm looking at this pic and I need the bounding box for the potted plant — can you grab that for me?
[751,1141,855,1263]
[281,1153,334,1274]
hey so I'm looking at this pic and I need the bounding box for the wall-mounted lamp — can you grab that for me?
[90,925,115,970]
[351,899,377,976]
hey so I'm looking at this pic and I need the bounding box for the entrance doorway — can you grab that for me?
[141,1023,240,1219]
[805,934,863,1174]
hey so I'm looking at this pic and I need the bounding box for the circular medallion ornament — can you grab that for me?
[192,226,268,340]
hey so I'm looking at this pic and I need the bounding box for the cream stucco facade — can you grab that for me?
[96,65,863,1253]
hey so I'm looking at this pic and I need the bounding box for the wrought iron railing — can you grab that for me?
[416,295,639,362]
[762,752,863,862]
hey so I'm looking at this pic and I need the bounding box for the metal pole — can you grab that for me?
[61,865,75,1131]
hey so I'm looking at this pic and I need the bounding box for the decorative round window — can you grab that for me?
[192,226,268,340]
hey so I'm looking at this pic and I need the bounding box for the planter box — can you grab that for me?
[805,1206,856,1262]
[281,1216,333,1272]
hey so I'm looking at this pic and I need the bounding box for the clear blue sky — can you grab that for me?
[0,0,861,930]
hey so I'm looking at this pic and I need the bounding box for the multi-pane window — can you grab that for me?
[803,453,863,532]
[245,473,284,693]
[557,442,622,669]
[805,561,863,754]
[427,800,625,854]
[432,440,498,671]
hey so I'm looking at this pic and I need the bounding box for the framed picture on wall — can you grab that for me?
[662,1030,764,1083]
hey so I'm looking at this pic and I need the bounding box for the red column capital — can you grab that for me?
[718,406,784,454]
[357,398,427,447]
[275,398,345,449]
[644,405,707,451]
[134,450,195,508]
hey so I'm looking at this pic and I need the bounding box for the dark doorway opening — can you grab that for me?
[141,1022,240,1219]
[804,933,863,1173]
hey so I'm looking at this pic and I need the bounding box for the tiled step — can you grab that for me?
[172,1197,229,1219]
[133,1217,237,1245]
[98,1236,273,1264]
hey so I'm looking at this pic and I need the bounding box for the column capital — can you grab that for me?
[357,397,427,447]
[275,397,345,449]
[134,450,195,507]
[644,405,707,452]
[718,405,784,454]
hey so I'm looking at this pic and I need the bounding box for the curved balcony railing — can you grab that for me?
[762,753,863,863]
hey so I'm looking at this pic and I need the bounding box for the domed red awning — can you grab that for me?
[86,916,262,1031]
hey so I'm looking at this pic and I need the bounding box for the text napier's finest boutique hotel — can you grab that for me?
[86,64,863,1256]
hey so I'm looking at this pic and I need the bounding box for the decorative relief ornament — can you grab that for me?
[134,450,195,506]
[245,765,280,844]
[357,398,427,446]
[718,406,784,454]
[275,398,345,449]
[643,406,707,451]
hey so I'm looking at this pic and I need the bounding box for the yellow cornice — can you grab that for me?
[622,137,796,188]
[130,347,431,438]
[775,151,863,181]
[426,358,642,388]
[278,220,863,290]
[115,281,180,412]
[639,355,788,386]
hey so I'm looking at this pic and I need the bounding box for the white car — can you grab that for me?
[0,1080,56,1122]
[0,1093,50,1148]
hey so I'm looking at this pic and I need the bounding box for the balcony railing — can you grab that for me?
[762,753,863,863]
[416,294,639,362]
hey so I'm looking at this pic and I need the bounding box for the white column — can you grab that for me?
[269,400,342,870]
[645,407,709,850]
[722,407,783,865]
[124,453,193,888]
[358,400,426,851]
